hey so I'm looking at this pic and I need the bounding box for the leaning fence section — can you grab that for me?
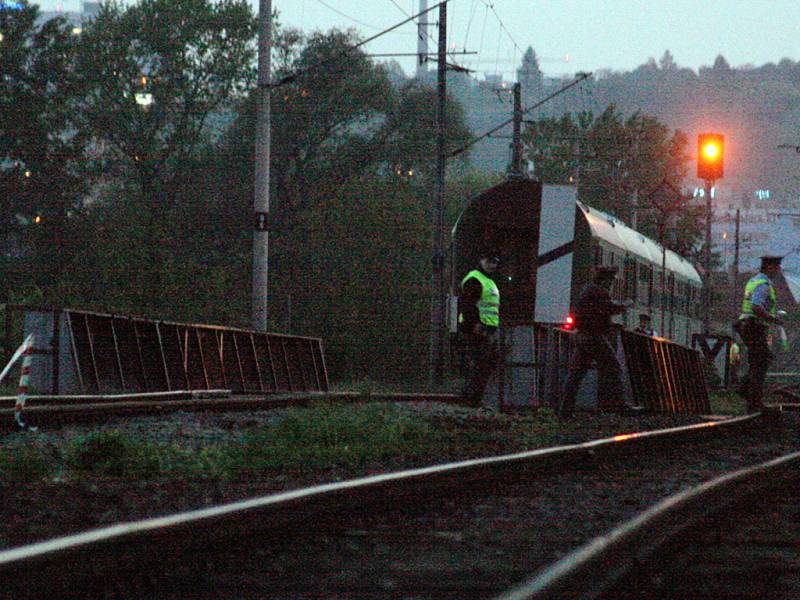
[11,307,328,396]
[619,330,710,414]
[528,326,709,415]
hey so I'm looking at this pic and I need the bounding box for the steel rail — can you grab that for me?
[499,445,800,599]
[0,391,463,423]
[0,414,759,595]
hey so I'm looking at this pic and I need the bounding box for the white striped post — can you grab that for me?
[14,335,37,431]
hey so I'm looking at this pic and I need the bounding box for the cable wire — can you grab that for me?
[274,1,446,88]
[450,72,592,158]
[313,0,386,31]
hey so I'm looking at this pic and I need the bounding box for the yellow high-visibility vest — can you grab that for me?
[739,274,777,323]
[460,270,500,327]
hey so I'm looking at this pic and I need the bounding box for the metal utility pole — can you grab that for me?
[252,0,272,331]
[509,82,523,177]
[416,0,429,77]
[703,179,713,333]
[732,207,740,321]
[430,1,447,386]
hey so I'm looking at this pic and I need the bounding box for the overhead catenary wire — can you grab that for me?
[312,0,387,31]
[385,0,471,74]
[273,1,447,89]
[450,71,593,158]
[462,0,479,52]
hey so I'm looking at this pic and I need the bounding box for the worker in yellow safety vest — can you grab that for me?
[458,250,501,406]
[735,255,784,412]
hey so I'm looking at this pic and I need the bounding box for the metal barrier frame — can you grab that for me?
[620,330,710,414]
[5,306,329,396]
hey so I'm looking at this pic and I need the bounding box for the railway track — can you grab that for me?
[0,391,462,427]
[3,411,798,598]
[506,445,800,599]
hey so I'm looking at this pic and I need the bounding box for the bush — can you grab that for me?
[65,430,162,477]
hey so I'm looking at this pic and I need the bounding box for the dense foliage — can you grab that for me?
[3,2,747,383]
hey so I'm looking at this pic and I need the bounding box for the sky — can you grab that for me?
[33,0,800,79]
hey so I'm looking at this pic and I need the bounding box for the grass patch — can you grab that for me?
[0,446,52,481]
[209,401,439,477]
[709,390,746,415]
[65,430,164,478]
[330,376,464,396]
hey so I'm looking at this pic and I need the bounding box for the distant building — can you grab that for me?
[37,2,99,31]
[712,206,800,276]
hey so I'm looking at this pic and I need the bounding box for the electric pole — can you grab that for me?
[509,82,523,178]
[252,0,272,331]
[416,0,428,77]
[430,1,446,386]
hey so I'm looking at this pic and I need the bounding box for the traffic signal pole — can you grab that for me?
[697,133,724,335]
[703,178,713,333]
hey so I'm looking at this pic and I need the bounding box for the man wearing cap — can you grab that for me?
[559,265,629,419]
[634,313,658,337]
[458,251,501,406]
[736,255,784,412]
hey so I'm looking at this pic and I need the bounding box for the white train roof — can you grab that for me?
[577,201,702,284]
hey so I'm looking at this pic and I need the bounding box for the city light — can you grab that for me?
[135,92,153,107]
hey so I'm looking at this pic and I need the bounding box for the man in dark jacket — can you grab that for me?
[458,251,501,406]
[559,265,629,418]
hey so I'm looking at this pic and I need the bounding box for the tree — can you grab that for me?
[72,0,257,313]
[382,81,472,181]
[522,106,704,258]
[74,0,256,196]
[209,28,473,380]
[0,1,86,301]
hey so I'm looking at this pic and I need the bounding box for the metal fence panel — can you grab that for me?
[13,308,329,395]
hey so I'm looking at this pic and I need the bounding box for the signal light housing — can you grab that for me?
[697,133,724,180]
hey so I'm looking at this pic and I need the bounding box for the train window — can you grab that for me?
[641,267,648,306]
[624,259,636,301]
[665,273,676,311]
[594,246,603,266]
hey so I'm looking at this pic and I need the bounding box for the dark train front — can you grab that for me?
[450,179,704,409]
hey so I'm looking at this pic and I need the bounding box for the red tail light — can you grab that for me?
[563,314,575,330]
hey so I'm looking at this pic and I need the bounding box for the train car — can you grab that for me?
[450,180,703,407]
[570,201,703,346]
[451,182,703,342]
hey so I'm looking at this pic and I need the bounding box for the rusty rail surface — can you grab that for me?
[0,392,462,425]
[501,447,800,600]
[0,414,760,597]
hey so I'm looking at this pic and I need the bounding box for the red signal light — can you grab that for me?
[563,314,575,330]
[697,133,724,180]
